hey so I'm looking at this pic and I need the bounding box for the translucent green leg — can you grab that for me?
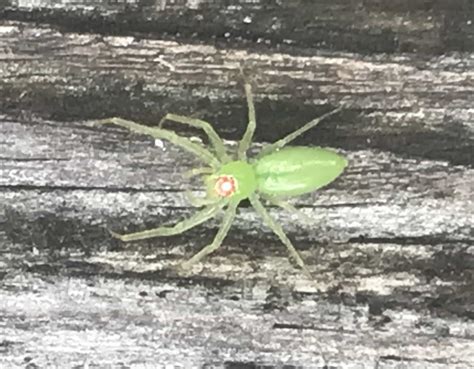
[110,200,226,241]
[262,195,314,225]
[183,167,216,207]
[158,113,230,162]
[185,189,218,208]
[237,79,256,160]
[94,117,220,168]
[257,106,343,159]
[180,201,239,269]
[183,167,214,178]
[249,194,312,279]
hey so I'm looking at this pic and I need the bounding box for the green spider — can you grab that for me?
[95,79,347,277]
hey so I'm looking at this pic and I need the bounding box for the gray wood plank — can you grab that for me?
[0,1,473,366]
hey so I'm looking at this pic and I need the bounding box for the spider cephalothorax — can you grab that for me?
[212,160,258,201]
[95,78,346,278]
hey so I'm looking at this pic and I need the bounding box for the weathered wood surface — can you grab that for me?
[1,0,474,367]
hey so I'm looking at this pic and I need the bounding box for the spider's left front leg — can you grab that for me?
[110,199,226,241]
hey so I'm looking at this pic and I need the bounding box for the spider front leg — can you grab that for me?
[185,189,220,208]
[180,200,239,270]
[183,167,214,178]
[110,200,226,241]
[158,113,230,163]
[249,194,313,279]
[94,117,220,168]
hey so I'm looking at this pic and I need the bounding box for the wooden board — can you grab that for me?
[0,0,473,367]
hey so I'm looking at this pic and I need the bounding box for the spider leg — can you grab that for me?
[183,167,214,178]
[185,189,218,208]
[180,200,239,269]
[158,113,230,162]
[256,106,343,159]
[249,194,312,279]
[237,78,256,160]
[110,200,226,241]
[94,117,220,168]
[261,195,314,225]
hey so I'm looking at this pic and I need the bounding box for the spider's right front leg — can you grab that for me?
[93,117,220,168]
[158,113,230,163]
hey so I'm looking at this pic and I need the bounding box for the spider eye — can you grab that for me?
[215,175,237,197]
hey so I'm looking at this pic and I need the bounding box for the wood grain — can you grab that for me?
[0,0,473,367]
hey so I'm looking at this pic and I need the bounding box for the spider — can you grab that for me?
[95,78,347,277]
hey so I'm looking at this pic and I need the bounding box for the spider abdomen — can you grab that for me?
[253,146,347,197]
